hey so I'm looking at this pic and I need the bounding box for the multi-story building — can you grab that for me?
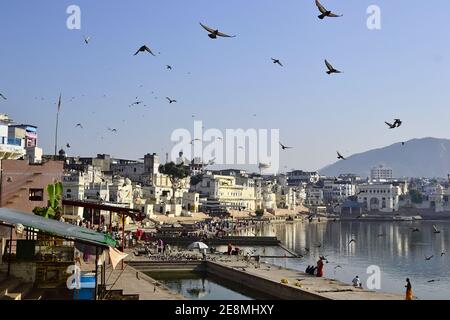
[305,186,324,207]
[192,174,256,212]
[323,180,355,204]
[371,165,393,181]
[0,159,64,213]
[287,170,320,186]
[110,159,145,184]
[356,182,401,212]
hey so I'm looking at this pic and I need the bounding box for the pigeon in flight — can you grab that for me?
[66,143,71,148]
[337,151,346,160]
[411,227,420,233]
[271,58,283,67]
[108,128,118,133]
[280,142,293,150]
[134,45,156,56]
[75,123,83,129]
[0,93,7,100]
[433,225,441,234]
[325,59,342,74]
[130,101,144,107]
[393,119,402,128]
[166,97,177,104]
[316,0,343,20]
[83,36,91,44]
[385,121,396,129]
[200,22,236,39]
[425,255,434,261]
[166,65,173,70]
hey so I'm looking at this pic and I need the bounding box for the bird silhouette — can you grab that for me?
[385,121,396,129]
[134,45,156,56]
[166,65,173,70]
[108,128,118,133]
[425,255,434,261]
[66,143,71,148]
[83,35,91,44]
[316,0,343,20]
[410,227,420,233]
[0,93,7,100]
[200,22,236,39]
[166,97,177,104]
[347,239,356,246]
[75,123,83,129]
[325,59,342,74]
[271,58,283,67]
[393,119,402,128]
[130,101,144,107]
[337,151,346,160]
[441,252,446,257]
[433,225,441,234]
[280,142,293,150]
[190,139,201,145]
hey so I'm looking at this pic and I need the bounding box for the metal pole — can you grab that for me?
[54,108,59,156]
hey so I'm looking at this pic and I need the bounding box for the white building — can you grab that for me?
[287,170,320,186]
[305,186,324,206]
[356,183,401,212]
[371,165,393,181]
[323,180,355,203]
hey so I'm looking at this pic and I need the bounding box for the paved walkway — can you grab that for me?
[213,258,404,300]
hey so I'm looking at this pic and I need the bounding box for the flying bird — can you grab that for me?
[280,142,293,150]
[433,225,441,234]
[347,239,356,246]
[315,0,343,20]
[385,121,396,129]
[410,227,420,233]
[75,123,83,129]
[393,119,402,128]
[166,65,173,70]
[337,151,346,160]
[325,59,342,74]
[130,101,144,107]
[134,45,156,56]
[83,36,91,44]
[199,22,236,39]
[190,139,201,145]
[66,143,71,148]
[425,255,434,261]
[0,93,7,100]
[108,128,118,133]
[271,58,283,67]
[166,97,177,104]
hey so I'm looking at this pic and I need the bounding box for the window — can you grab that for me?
[29,189,44,201]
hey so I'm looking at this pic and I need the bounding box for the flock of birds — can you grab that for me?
[1,1,407,162]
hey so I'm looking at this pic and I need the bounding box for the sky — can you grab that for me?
[1,0,450,173]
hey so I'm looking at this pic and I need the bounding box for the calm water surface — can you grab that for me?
[233,220,450,300]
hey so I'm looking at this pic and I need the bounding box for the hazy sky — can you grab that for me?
[1,0,450,172]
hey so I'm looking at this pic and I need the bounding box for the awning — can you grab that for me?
[0,208,116,248]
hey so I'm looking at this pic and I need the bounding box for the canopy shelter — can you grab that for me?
[0,208,117,300]
[0,208,116,247]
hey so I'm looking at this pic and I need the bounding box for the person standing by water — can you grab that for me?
[405,278,413,300]
[316,257,325,277]
[227,243,233,255]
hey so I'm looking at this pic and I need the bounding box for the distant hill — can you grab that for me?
[319,137,450,178]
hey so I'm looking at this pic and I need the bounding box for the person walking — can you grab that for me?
[405,278,413,300]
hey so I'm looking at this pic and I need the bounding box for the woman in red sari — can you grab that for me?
[316,257,324,277]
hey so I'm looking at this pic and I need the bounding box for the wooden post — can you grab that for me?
[94,247,99,300]
[7,226,12,276]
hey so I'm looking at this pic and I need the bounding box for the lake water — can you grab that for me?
[232,220,450,300]
[145,271,272,300]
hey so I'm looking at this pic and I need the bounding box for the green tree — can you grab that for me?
[190,174,203,186]
[33,182,63,220]
[159,162,190,205]
[409,189,423,204]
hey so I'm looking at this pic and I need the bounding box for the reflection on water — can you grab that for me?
[145,271,267,300]
[235,220,450,300]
